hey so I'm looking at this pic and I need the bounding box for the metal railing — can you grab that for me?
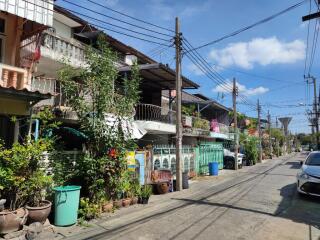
[31,76,56,94]
[134,103,176,124]
[211,122,232,134]
[41,31,86,66]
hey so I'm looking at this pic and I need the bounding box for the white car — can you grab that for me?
[297,151,320,197]
[224,149,243,168]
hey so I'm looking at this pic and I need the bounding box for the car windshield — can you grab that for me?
[305,153,320,166]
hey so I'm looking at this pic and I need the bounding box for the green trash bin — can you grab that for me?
[53,185,81,226]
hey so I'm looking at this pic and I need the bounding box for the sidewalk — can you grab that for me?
[54,155,293,239]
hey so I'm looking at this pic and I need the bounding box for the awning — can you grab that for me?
[119,63,199,90]
[104,114,147,139]
[0,86,52,102]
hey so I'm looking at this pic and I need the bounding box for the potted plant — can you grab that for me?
[130,180,140,205]
[0,139,52,233]
[140,185,152,204]
[100,197,113,213]
[25,170,52,224]
[122,179,131,208]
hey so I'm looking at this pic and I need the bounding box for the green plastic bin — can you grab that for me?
[53,185,81,226]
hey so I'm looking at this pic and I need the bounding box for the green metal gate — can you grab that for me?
[195,142,224,175]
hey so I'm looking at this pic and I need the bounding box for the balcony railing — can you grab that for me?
[211,122,232,135]
[31,76,56,94]
[134,103,176,125]
[41,31,86,67]
[0,63,30,90]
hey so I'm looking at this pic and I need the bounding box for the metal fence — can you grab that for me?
[135,103,176,124]
[151,145,195,175]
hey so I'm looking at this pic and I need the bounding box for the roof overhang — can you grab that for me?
[119,63,199,90]
[0,86,52,102]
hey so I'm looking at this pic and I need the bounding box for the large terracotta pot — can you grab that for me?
[156,182,169,194]
[26,200,52,224]
[113,200,122,209]
[122,198,131,207]
[131,197,138,205]
[102,202,113,213]
[0,208,28,234]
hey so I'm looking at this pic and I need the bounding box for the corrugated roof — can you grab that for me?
[119,64,199,90]
[0,86,52,101]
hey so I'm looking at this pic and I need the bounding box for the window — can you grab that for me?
[154,159,160,170]
[305,153,320,166]
[162,158,169,169]
[0,18,5,63]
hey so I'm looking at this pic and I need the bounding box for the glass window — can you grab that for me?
[305,153,320,166]
[163,158,169,169]
[171,157,176,174]
[154,159,160,170]
[0,18,5,34]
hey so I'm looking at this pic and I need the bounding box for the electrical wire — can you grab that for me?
[308,19,319,74]
[81,0,174,33]
[55,7,172,42]
[185,0,308,53]
[22,0,172,47]
[58,0,174,38]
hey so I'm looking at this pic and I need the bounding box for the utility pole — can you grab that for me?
[268,110,272,159]
[233,78,238,170]
[312,77,320,150]
[175,17,183,191]
[257,99,262,163]
[306,76,320,149]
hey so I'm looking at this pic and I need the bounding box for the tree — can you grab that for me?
[58,35,141,202]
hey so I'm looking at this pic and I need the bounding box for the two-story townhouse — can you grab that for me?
[0,0,54,147]
[31,6,199,155]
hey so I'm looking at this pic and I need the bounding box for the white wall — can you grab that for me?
[53,19,72,39]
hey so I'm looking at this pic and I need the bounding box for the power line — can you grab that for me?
[185,0,308,53]
[308,19,319,74]
[55,6,172,42]
[80,0,174,33]
[22,0,172,47]
[58,0,174,38]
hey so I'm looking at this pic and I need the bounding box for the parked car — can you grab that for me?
[297,151,320,197]
[223,149,244,169]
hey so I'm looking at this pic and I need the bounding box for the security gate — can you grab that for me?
[195,142,224,175]
[152,145,195,175]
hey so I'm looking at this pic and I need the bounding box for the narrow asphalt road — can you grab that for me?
[64,152,320,240]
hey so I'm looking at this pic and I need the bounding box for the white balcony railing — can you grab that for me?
[31,76,56,94]
[41,31,86,68]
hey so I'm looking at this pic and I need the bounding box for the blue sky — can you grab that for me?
[57,0,319,133]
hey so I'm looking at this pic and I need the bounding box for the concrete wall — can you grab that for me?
[0,97,29,115]
[53,19,72,39]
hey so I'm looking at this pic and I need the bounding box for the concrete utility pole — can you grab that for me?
[232,78,238,170]
[257,99,262,163]
[175,17,183,191]
[312,77,320,150]
[268,110,272,159]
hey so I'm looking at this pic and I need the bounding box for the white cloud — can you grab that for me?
[213,81,269,97]
[187,63,224,76]
[209,37,305,69]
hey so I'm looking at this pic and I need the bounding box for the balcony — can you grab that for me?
[183,116,210,137]
[40,31,86,69]
[210,122,237,140]
[31,76,56,94]
[134,103,176,134]
[0,63,30,90]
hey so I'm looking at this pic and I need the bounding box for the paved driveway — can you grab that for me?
[63,153,320,240]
